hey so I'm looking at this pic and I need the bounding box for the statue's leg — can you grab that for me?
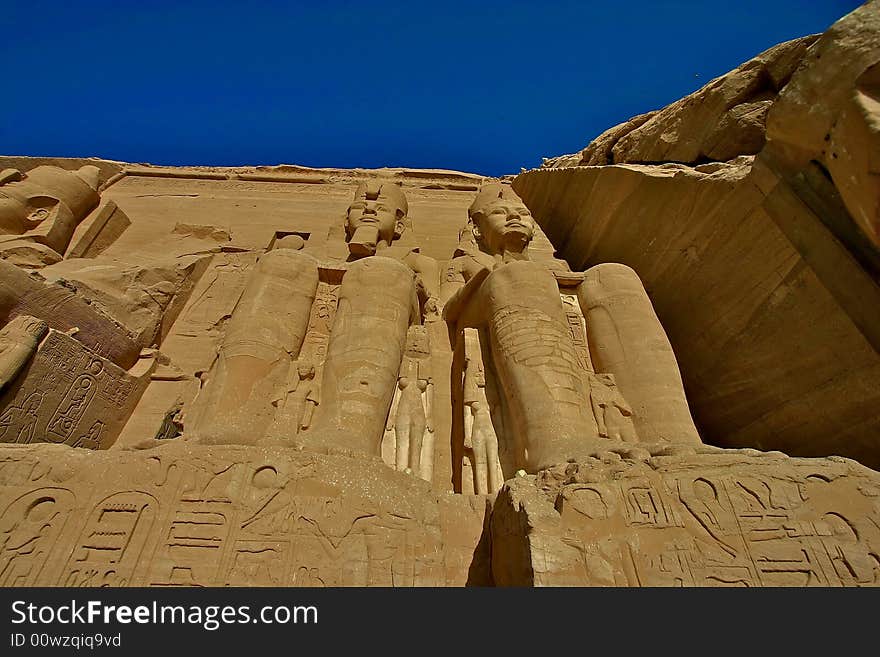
[485,430,503,494]
[395,417,411,471]
[304,256,415,456]
[419,424,434,482]
[188,250,318,445]
[482,260,598,471]
[578,263,701,445]
[0,315,48,391]
[472,431,489,495]
[407,416,424,473]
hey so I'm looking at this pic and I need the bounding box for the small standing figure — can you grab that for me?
[0,391,43,444]
[265,358,317,444]
[417,374,434,482]
[392,375,427,474]
[589,373,637,443]
[463,329,504,494]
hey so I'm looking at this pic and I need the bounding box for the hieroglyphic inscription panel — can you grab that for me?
[0,331,149,450]
[493,447,880,586]
[0,443,485,586]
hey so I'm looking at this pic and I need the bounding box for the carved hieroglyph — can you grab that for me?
[0,330,151,450]
[492,444,880,586]
[0,443,488,587]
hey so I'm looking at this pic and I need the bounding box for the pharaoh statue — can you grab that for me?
[186,238,319,446]
[0,165,101,265]
[299,182,438,474]
[443,183,700,492]
[189,181,438,478]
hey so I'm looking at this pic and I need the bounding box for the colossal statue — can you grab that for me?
[299,182,438,470]
[0,165,101,265]
[187,241,319,446]
[443,183,700,492]
[190,181,439,478]
[187,178,696,495]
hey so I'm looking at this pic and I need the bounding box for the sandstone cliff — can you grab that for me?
[518,1,880,469]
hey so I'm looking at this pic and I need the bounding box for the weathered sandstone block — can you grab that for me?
[491,444,880,586]
[0,442,488,586]
[0,330,150,450]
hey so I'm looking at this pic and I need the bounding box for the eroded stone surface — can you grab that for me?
[514,1,880,470]
[492,445,880,586]
[0,2,877,586]
[0,442,488,586]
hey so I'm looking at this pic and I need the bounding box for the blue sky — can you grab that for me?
[0,1,862,175]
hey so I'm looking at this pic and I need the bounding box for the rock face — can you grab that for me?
[542,35,817,168]
[516,2,880,472]
[0,443,490,586]
[492,444,880,587]
[0,3,878,588]
[764,0,880,248]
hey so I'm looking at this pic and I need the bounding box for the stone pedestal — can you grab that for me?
[0,442,489,587]
[491,444,880,586]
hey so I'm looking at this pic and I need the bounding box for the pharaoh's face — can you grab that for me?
[346,189,403,247]
[0,195,30,235]
[475,198,535,255]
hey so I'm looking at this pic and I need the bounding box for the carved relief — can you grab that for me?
[588,373,637,443]
[0,330,148,449]
[0,488,76,586]
[382,326,434,481]
[494,450,880,587]
[65,491,159,586]
[150,460,245,586]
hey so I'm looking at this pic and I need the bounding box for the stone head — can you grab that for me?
[345,181,408,257]
[467,183,535,256]
[297,360,315,380]
[0,165,100,236]
[24,391,43,414]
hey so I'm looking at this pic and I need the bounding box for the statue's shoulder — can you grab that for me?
[449,250,494,281]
